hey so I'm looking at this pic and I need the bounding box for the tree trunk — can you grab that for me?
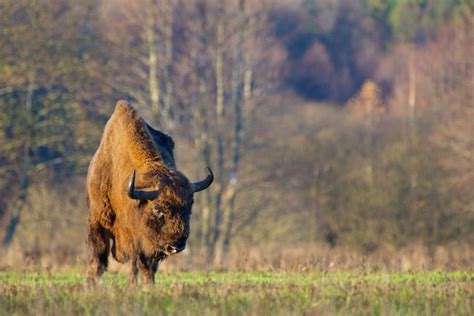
[408,48,418,189]
[2,150,29,249]
[146,5,160,124]
[188,1,215,261]
[219,0,247,261]
[195,79,212,256]
[210,21,225,261]
[2,75,34,250]
[408,48,417,143]
[161,0,174,134]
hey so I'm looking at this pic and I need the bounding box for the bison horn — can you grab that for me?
[127,170,161,200]
[192,167,214,192]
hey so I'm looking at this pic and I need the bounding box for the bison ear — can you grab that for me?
[162,133,175,151]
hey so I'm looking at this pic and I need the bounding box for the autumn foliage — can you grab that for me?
[0,0,472,269]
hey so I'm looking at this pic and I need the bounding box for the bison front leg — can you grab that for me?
[138,253,158,284]
[86,222,110,286]
[129,256,138,285]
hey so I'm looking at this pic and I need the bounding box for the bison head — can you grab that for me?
[127,168,213,257]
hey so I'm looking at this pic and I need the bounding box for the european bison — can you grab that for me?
[86,101,213,284]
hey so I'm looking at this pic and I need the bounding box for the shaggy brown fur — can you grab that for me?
[86,101,209,285]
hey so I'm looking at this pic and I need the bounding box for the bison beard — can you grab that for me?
[86,101,213,285]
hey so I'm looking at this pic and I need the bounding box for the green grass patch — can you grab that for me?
[0,271,472,315]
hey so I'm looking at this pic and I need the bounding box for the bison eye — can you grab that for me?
[152,208,165,219]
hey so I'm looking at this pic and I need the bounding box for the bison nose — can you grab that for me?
[166,243,185,255]
[165,238,187,254]
[166,239,186,255]
[176,238,187,251]
[166,245,179,254]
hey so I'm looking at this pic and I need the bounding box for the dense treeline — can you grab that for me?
[275,0,471,100]
[0,0,472,265]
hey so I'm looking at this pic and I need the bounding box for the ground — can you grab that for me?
[0,271,472,315]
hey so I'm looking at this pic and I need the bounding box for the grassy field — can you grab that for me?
[0,271,472,315]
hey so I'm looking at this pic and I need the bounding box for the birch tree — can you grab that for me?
[177,0,284,262]
[99,0,176,133]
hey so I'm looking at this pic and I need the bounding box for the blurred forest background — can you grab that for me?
[0,0,472,270]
